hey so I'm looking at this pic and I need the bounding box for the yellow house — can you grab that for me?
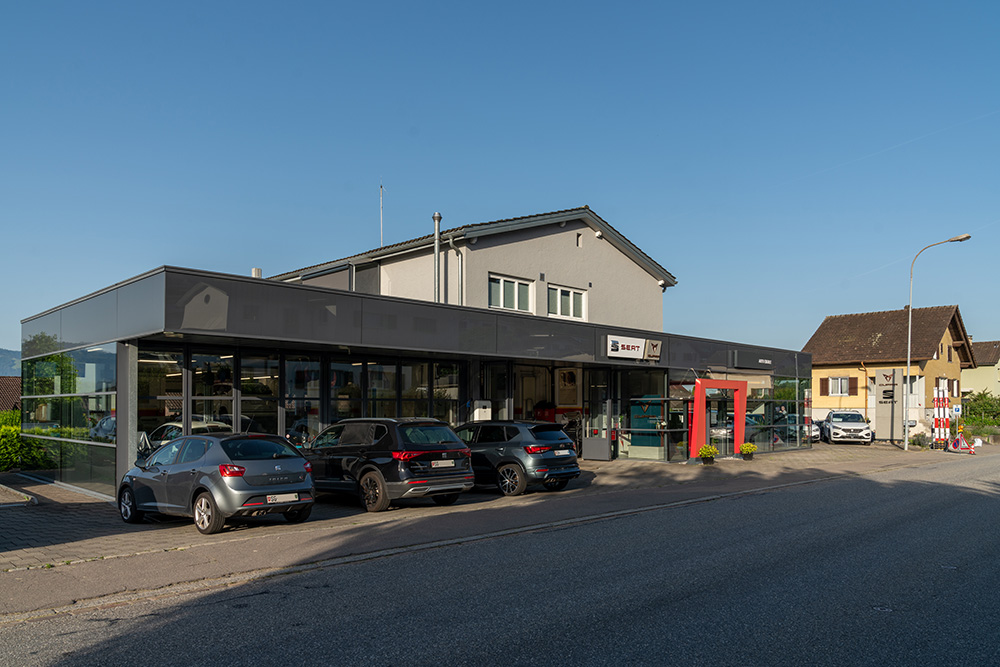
[802,305,975,439]
[962,341,1000,398]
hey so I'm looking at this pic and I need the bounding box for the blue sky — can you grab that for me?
[3,1,998,354]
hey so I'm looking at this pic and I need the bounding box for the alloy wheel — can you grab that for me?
[498,467,520,495]
[119,489,134,521]
[194,496,212,531]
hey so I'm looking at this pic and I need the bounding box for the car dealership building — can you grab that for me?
[20,208,812,497]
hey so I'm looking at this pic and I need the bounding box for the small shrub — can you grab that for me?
[909,433,931,449]
[698,444,719,459]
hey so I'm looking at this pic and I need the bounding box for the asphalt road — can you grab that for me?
[3,452,999,666]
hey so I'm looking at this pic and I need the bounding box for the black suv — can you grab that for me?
[453,420,581,496]
[302,418,474,512]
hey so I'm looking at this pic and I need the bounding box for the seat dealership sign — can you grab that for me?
[607,335,662,362]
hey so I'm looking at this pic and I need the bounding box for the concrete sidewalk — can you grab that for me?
[0,441,981,619]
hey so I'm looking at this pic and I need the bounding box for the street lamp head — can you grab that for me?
[949,233,972,243]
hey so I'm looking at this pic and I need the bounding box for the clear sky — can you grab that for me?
[3,1,998,354]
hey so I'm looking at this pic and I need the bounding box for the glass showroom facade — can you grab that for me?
[20,266,811,497]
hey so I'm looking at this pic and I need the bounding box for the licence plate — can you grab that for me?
[431,459,455,468]
[267,493,299,504]
[555,449,572,456]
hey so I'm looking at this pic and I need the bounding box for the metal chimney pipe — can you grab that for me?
[251,267,262,279]
[433,212,442,302]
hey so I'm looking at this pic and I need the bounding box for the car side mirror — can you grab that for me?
[134,457,147,468]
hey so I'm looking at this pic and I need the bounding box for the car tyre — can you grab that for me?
[360,471,391,512]
[193,492,226,535]
[284,505,313,523]
[542,478,569,492]
[432,493,460,506]
[496,463,527,496]
[118,486,144,524]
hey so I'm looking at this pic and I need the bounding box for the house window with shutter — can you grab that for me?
[948,345,953,363]
[828,377,857,396]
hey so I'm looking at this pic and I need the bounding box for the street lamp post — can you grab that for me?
[903,233,972,451]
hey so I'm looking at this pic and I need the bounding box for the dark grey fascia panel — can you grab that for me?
[21,269,166,359]
[360,298,498,355]
[164,270,364,347]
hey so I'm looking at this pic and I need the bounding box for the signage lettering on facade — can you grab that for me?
[608,335,647,360]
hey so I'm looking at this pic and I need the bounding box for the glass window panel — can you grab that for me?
[138,349,184,398]
[503,281,515,309]
[241,354,280,397]
[489,277,501,307]
[368,363,397,418]
[241,398,278,434]
[518,283,530,311]
[191,352,235,397]
[548,287,558,314]
[71,345,117,393]
[189,399,236,431]
[60,442,115,497]
[330,362,363,420]
[137,398,184,439]
[573,292,582,318]
[285,399,320,445]
[560,290,570,315]
[285,355,321,399]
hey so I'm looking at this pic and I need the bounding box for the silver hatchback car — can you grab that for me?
[118,433,315,534]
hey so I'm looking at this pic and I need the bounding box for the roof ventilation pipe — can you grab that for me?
[433,212,442,303]
[251,268,263,279]
[447,235,463,306]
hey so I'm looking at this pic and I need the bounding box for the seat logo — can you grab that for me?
[275,465,282,471]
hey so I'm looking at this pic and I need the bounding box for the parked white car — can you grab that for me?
[821,411,872,445]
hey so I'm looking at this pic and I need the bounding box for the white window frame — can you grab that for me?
[546,284,586,320]
[488,275,532,313]
[829,377,850,396]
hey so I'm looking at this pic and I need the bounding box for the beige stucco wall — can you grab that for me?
[962,362,1000,396]
[374,220,665,331]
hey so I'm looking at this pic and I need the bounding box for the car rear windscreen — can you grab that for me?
[530,425,572,442]
[222,438,302,460]
[398,425,463,449]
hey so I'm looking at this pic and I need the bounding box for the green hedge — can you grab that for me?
[0,410,58,471]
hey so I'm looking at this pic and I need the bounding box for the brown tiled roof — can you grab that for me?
[971,341,1000,367]
[0,376,20,411]
[802,305,975,368]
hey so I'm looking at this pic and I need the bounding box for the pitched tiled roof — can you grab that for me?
[269,206,677,285]
[802,305,975,368]
[971,341,1000,367]
[0,376,20,411]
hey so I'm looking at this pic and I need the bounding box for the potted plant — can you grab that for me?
[698,444,719,465]
[741,442,757,461]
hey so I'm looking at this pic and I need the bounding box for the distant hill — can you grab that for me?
[0,349,20,375]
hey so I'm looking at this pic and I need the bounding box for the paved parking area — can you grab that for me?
[0,441,970,572]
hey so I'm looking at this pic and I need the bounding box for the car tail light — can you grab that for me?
[303,461,312,473]
[459,447,471,457]
[524,445,551,454]
[219,464,246,477]
[392,451,422,461]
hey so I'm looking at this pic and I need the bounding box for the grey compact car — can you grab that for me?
[454,420,581,496]
[118,433,315,534]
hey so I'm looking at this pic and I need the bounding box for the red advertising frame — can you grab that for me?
[690,379,749,458]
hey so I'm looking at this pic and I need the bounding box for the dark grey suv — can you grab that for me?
[454,420,581,496]
[302,418,474,512]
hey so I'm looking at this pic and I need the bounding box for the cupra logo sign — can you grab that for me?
[882,373,893,383]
